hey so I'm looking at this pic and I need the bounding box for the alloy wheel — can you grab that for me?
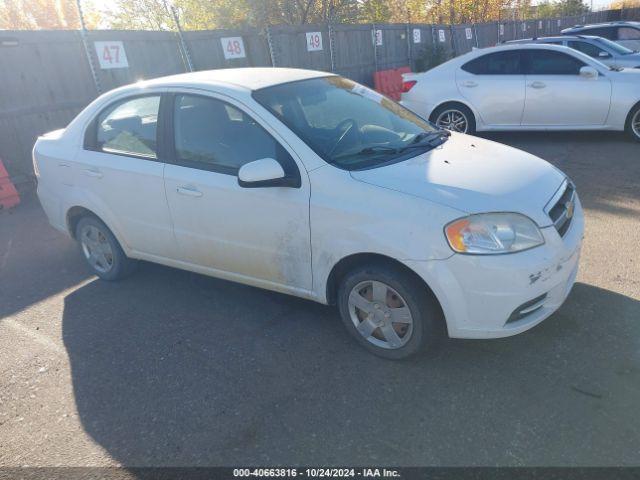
[633,109,640,140]
[347,280,414,349]
[435,109,468,133]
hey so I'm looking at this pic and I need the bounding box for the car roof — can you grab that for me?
[141,67,333,92]
[564,21,640,30]
[507,35,601,43]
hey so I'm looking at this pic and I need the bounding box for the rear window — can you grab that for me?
[461,51,522,75]
[583,27,616,40]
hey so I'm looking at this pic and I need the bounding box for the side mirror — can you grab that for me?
[238,158,295,188]
[579,66,598,79]
[598,51,611,58]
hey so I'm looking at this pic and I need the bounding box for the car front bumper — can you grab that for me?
[405,197,584,339]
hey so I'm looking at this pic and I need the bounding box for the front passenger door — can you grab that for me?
[163,93,312,291]
[521,49,611,126]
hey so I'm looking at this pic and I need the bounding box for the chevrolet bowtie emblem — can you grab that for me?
[565,200,575,219]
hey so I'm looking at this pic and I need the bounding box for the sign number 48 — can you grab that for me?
[221,37,246,60]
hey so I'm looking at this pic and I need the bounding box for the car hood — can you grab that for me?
[349,133,565,227]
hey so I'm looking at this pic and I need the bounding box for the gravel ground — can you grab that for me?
[0,131,638,467]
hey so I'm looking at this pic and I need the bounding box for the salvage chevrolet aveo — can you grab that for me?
[34,68,584,359]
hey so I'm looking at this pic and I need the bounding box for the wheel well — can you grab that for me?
[429,100,474,122]
[625,100,640,129]
[325,253,443,316]
[66,206,99,239]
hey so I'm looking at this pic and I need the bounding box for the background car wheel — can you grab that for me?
[337,263,443,359]
[626,104,640,143]
[75,216,136,281]
[431,103,476,135]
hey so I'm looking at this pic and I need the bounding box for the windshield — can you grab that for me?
[252,76,443,170]
[594,37,635,55]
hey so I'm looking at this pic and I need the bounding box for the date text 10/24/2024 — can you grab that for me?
[233,468,401,478]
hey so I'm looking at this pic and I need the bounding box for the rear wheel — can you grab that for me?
[337,264,443,359]
[431,103,476,135]
[626,104,640,143]
[76,216,136,281]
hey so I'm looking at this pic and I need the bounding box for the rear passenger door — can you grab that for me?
[163,92,312,291]
[79,94,177,259]
[521,49,611,126]
[456,50,526,126]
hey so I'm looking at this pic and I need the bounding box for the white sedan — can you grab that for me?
[34,68,583,359]
[401,43,640,142]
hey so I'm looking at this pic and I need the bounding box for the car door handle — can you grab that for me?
[461,80,478,88]
[528,81,546,89]
[82,168,103,178]
[176,186,203,197]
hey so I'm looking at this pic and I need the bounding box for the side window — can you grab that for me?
[173,94,295,175]
[526,50,586,75]
[585,27,616,40]
[461,51,522,75]
[618,27,640,40]
[95,96,160,158]
[568,41,608,58]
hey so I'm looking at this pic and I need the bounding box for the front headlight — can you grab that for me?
[444,213,544,255]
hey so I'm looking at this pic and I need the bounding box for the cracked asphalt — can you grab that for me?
[0,131,639,467]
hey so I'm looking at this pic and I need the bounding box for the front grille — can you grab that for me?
[506,293,548,324]
[547,182,576,237]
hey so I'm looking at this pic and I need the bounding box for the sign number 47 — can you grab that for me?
[94,41,129,69]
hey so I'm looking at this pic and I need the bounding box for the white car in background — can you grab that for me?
[34,68,583,359]
[507,35,640,69]
[401,44,640,142]
[562,21,640,51]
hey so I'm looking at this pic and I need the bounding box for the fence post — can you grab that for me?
[406,23,412,69]
[449,24,457,57]
[75,0,101,95]
[473,23,479,48]
[266,26,277,67]
[169,5,194,72]
[372,23,378,72]
[328,22,336,72]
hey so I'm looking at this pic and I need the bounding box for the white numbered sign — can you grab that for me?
[306,32,323,51]
[373,29,383,46]
[522,23,527,32]
[465,27,473,40]
[94,41,128,69]
[438,29,446,43]
[557,19,562,27]
[539,20,543,29]
[412,28,421,44]
[499,24,505,36]
[221,37,246,60]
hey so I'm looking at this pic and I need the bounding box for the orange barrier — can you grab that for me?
[373,66,411,101]
[0,159,20,210]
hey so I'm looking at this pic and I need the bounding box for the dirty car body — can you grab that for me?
[33,68,584,358]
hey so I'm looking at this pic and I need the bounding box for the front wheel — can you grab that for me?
[337,264,443,359]
[626,104,640,143]
[431,103,476,135]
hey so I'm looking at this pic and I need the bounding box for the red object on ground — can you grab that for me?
[0,159,20,210]
[373,66,412,101]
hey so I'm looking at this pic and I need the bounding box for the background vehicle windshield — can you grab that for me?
[253,76,437,169]
[595,37,636,55]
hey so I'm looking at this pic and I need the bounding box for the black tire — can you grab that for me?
[75,216,137,281]
[337,263,443,360]
[626,104,640,143]
[431,103,476,135]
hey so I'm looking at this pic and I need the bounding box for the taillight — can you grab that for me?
[402,80,417,93]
